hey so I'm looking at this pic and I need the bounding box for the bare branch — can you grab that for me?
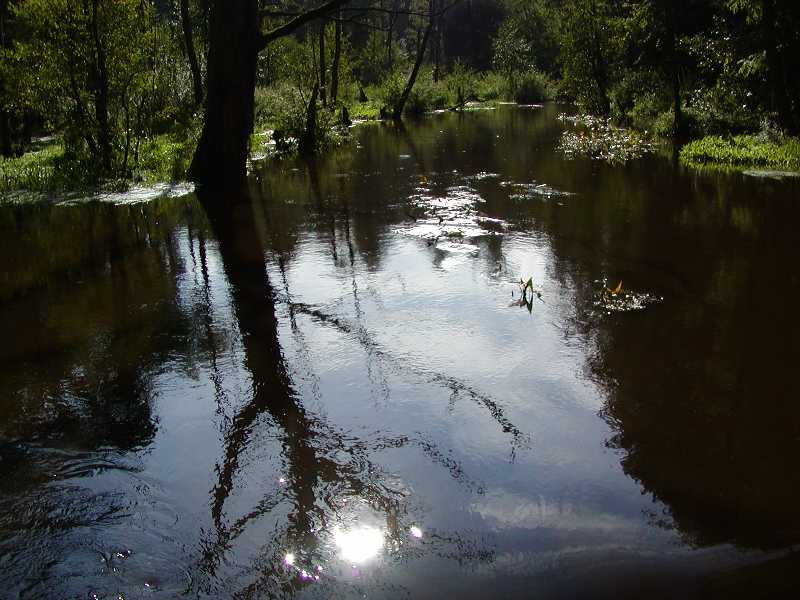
[257,0,351,51]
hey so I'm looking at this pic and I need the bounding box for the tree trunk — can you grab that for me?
[0,111,11,158]
[762,0,792,130]
[299,82,319,156]
[189,0,259,189]
[393,19,433,120]
[432,12,442,82]
[665,3,682,136]
[89,0,112,173]
[330,12,341,103]
[180,0,204,107]
[0,0,12,157]
[318,22,327,107]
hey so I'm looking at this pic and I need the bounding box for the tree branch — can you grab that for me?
[257,0,351,51]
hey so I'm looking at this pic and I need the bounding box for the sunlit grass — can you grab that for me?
[0,142,63,193]
[680,135,800,171]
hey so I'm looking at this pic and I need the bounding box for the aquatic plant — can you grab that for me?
[679,135,800,171]
[595,279,662,313]
[513,277,543,313]
[557,113,656,164]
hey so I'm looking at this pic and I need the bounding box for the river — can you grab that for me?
[1,104,799,599]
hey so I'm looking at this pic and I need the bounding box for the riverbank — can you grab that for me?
[0,133,197,197]
[679,134,800,171]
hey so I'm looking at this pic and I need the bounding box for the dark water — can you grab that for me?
[2,105,800,599]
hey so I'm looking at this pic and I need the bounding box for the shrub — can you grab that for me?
[475,71,508,101]
[514,70,554,104]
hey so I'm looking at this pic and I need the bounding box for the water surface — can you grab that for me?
[2,105,800,599]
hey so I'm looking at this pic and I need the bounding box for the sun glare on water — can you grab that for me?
[333,526,385,565]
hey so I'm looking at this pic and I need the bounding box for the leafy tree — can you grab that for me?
[559,0,621,115]
[9,0,161,176]
[491,19,533,94]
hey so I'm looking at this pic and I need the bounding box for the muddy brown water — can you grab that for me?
[1,105,799,599]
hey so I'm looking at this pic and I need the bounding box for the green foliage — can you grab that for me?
[514,70,555,104]
[136,131,199,184]
[559,0,624,115]
[474,72,508,101]
[0,141,62,192]
[492,19,533,94]
[679,135,800,170]
[0,127,200,195]
[254,84,343,155]
[405,68,450,115]
[4,0,192,180]
[444,62,478,105]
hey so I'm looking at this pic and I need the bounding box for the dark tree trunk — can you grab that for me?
[299,82,319,156]
[89,0,112,172]
[318,22,327,107]
[664,3,682,136]
[762,0,792,130]
[190,0,349,190]
[189,0,259,189]
[0,0,12,157]
[180,0,204,107]
[386,17,393,68]
[432,11,442,82]
[0,111,11,157]
[330,12,341,103]
[393,19,433,120]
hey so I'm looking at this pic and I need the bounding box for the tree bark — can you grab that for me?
[0,0,12,157]
[664,2,682,135]
[89,0,112,172]
[180,0,204,107]
[299,82,319,156]
[318,22,327,107]
[189,0,259,189]
[393,18,433,120]
[330,11,341,103]
[190,0,350,190]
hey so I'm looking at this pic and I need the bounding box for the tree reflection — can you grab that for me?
[525,164,800,551]
[194,189,502,597]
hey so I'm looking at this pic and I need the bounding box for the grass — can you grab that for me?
[136,133,197,184]
[0,142,63,193]
[0,128,200,199]
[679,135,800,171]
[349,100,382,121]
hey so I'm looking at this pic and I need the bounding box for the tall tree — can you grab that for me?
[9,0,158,174]
[180,0,204,107]
[188,0,349,189]
[560,0,620,116]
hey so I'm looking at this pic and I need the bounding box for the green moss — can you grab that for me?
[680,135,800,170]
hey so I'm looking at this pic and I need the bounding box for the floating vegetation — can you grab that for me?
[557,113,656,164]
[511,277,543,313]
[464,171,501,182]
[594,279,662,313]
[742,170,800,180]
[502,180,574,200]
